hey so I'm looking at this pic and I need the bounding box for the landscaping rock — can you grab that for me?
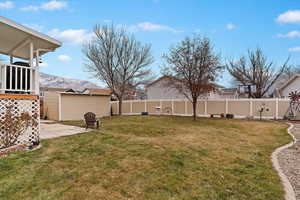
[278,124,300,199]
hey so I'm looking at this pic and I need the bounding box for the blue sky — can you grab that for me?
[1,0,300,87]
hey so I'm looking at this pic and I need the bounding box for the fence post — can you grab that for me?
[276,98,279,119]
[130,101,133,114]
[159,100,162,115]
[249,99,253,117]
[185,99,188,115]
[171,99,174,115]
[225,99,228,114]
[144,100,147,112]
[204,100,207,116]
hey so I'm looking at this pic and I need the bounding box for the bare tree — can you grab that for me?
[162,36,222,121]
[227,48,290,98]
[83,24,154,115]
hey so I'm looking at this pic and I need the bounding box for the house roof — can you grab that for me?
[0,16,61,60]
[219,88,238,95]
[40,87,74,93]
[83,88,112,96]
[146,76,170,88]
[278,74,300,92]
[146,75,224,89]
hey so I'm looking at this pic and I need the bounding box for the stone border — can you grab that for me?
[271,123,296,200]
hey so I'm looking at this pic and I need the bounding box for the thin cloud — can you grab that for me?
[0,1,14,9]
[58,55,71,62]
[48,28,94,45]
[130,22,183,33]
[288,46,300,52]
[277,10,300,24]
[41,0,67,11]
[20,0,67,11]
[278,30,300,38]
[20,5,39,11]
[226,23,236,30]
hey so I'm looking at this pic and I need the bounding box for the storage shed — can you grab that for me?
[43,91,111,121]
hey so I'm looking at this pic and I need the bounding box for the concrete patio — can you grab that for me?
[40,120,88,139]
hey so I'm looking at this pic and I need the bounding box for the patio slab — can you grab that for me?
[40,120,88,139]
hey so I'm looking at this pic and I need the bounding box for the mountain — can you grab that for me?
[40,72,100,91]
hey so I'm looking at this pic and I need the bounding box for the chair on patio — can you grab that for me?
[84,112,100,129]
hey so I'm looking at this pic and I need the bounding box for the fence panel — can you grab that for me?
[111,102,119,115]
[161,100,172,115]
[207,100,226,114]
[252,100,276,118]
[173,100,185,115]
[228,100,250,116]
[122,102,131,114]
[132,101,145,114]
[147,101,160,114]
[278,100,290,118]
[186,101,206,115]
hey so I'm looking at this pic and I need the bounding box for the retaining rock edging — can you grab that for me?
[272,123,296,200]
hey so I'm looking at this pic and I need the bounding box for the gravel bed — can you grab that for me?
[278,124,300,199]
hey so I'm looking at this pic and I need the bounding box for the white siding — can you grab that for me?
[281,76,300,97]
[146,79,186,99]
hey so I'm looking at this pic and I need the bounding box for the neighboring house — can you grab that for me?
[212,88,239,99]
[277,74,300,98]
[146,76,186,99]
[146,76,232,100]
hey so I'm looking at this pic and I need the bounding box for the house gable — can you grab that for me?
[280,75,300,97]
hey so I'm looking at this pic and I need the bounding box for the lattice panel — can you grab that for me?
[0,98,39,149]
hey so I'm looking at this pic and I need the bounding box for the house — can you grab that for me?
[0,16,61,148]
[277,74,300,98]
[146,76,187,99]
[146,76,234,100]
[213,88,239,99]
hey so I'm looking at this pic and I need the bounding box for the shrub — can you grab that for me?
[0,105,38,149]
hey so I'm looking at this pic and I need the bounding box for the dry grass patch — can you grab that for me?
[0,116,291,200]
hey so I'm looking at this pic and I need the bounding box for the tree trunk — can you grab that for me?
[118,98,123,116]
[192,99,197,121]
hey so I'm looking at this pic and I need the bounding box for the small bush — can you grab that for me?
[0,105,38,149]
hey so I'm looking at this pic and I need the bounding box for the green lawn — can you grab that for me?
[0,116,291,200]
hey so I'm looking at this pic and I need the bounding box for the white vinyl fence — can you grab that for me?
[111,98,291,119]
